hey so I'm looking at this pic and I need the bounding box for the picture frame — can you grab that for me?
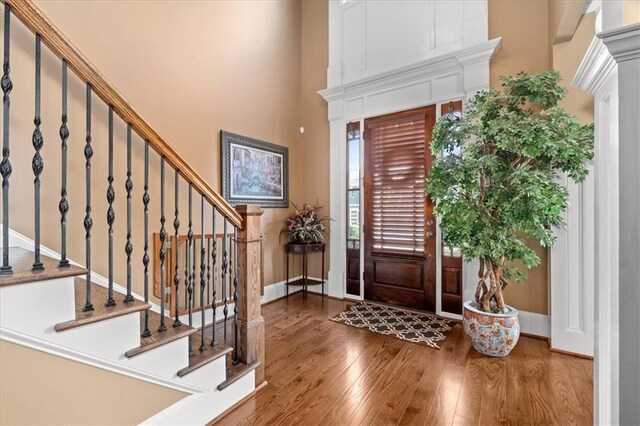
[220,130,289,208]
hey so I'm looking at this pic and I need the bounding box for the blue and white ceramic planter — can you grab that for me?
[462,300,520,357]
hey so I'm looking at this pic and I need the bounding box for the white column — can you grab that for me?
[601,23,640,426]
[573,12,621,422]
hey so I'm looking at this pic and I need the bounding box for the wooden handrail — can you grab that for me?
[2,0,242,228]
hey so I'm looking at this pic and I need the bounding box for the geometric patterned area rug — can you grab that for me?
[329,301,455,350]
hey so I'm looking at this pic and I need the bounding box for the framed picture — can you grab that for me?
[220,130,289,208]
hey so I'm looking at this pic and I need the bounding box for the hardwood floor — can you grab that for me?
[213,293,593,426]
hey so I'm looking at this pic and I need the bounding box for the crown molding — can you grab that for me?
[573,35,616,94]
[318,37,501,103]
[599,23,640,63]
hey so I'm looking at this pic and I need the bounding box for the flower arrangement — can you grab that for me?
[280,202,330,244]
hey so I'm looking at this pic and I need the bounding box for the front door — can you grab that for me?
[363,106,437,311]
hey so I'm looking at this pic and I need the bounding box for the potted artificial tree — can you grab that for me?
[426,71,594,357]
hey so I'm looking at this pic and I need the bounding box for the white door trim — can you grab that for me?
[319,38,500,312]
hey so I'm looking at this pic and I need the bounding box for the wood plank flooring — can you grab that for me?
[213,293,593,426]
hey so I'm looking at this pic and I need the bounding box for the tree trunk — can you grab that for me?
[477,258,506,313]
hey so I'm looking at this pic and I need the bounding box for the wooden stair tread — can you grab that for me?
[0,247,87,287]
[217,359,260,391]
[125,311,198,358]
[177,331,232,377]
[54,278,151,332]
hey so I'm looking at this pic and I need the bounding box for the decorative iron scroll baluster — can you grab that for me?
[207,235,211,306]
[210,208,217,347]
[184,238,188,310]
[124,124,134,303]
[222,217,228,343]
[31,34,44,271]
[58,60,69,268]
[141,141,151,338]
[83,84,94,312]
[158,157,167,332]
[172,170,181,327]
[1,5,13,275]
[232,226,239,364]
[187,184,194,356]
[199,195,206,352]
[105,106,116,307]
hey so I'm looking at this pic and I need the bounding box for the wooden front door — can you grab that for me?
[363,106,437,311]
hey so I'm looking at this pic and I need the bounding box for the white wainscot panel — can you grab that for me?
[463,0,488,46]
[364,1,431,78]
[342,1,365,83]
[434,1,463,50]
[364,80,432,118]
[340,0,488,85]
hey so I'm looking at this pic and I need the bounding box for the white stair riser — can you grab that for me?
[124,337,190,379]
[178,355,227,392]
[221,370,255,402]
[178,304,234,329]
[55,314,141,361]
[0,278,76,332]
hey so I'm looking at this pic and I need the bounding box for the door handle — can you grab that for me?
[426,231,434,238]
[426,219,434,226]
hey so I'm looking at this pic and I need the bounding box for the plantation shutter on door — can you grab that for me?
[365,108,427,256]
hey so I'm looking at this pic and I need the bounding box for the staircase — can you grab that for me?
[0,0,265,424]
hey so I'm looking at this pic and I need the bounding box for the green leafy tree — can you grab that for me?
[426,71,594,313]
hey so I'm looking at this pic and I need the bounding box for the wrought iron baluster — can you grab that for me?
[232,226,239,364]
[124,124,134,303]
[199,195,206,352]
[210,208,217,347]
[31,34,44,271]
[187,184,194,356]
[105,106,116,307]
[158,157,167,332]
[184,237,188,310]
[1,5,13,275]
[58,60,69,268]
[141,141,151,338]
[184,232,188,309]
[207,235,211,306]
[83,84,94,312]
[222,218,228,343]
[172,170,181,327]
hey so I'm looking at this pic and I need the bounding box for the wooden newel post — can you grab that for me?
[235,204,265,386]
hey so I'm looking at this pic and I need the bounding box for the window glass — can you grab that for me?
[348,133,360,190]
[348,189,360,240]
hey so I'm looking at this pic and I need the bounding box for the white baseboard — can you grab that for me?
[261,275,305,304]
[518,310,551,338]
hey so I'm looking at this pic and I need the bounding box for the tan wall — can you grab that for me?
[2,0,303,298]
[553,12,596,125]
[0,340,186,425]
[489,1,596,314]
[489,0,551,314]
[300,0,330,279]
[625,0,640,24]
